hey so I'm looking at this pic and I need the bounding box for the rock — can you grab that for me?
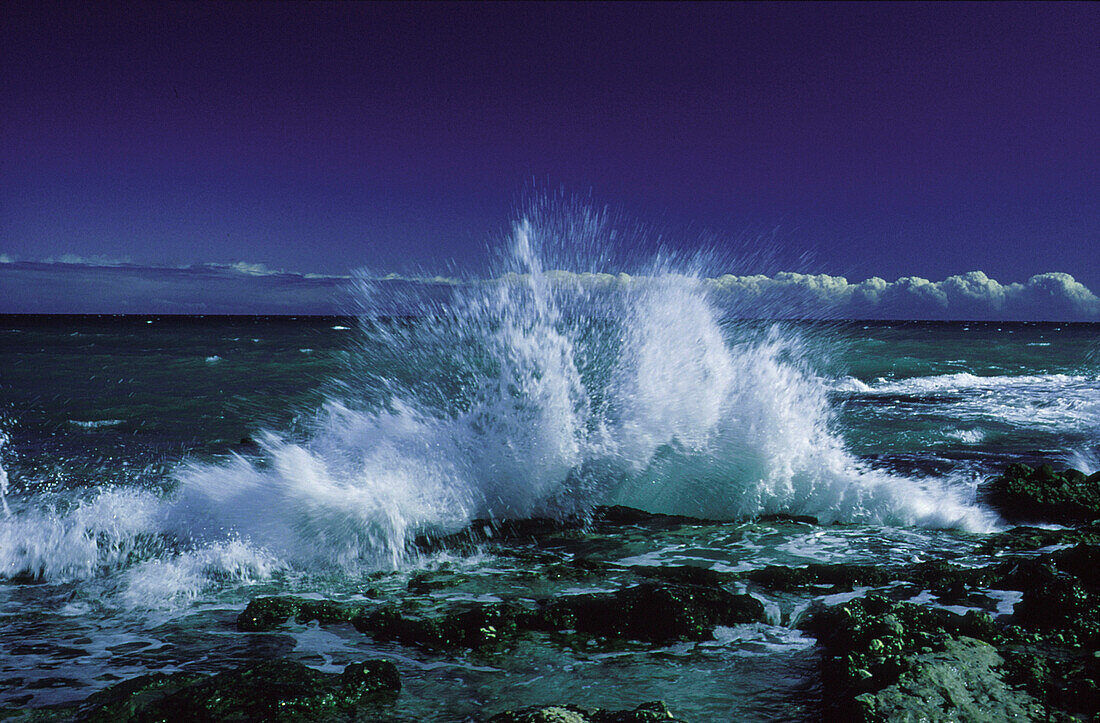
[741,563,890,591]
[75,671,207,722]
[488,700,685,722]
[755,513,819,525]
[629,565,730,588]
[536,582,764,643]
[354,602,535,651]
[237,596,362,632]
[803,594,1002,720]
[855,637,1043,722]
[591,506,712,527]
[354,581,762,649]
[76,659,399,722]
[983,462,1100,524]
[414,505,716,553]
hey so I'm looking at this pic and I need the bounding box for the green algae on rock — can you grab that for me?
[803,542,1100,722]
[487,700,685,722]
[354,602,536,651]
[984,463,1100,524]
[237,596,364,632]
[75,659,399,722]
[536,582,764,643]
[856,637,1043,722]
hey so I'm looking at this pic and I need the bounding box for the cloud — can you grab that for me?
[0,260,350,314]
[41,253,133,266]
[1,259,1097,320]
[502,269,1100,321]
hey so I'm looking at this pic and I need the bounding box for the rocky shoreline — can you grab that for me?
[8,462,1100,722]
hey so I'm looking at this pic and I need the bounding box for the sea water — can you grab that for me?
[0,220,1097,720]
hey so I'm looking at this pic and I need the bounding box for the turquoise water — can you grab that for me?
[0,293,1097,718]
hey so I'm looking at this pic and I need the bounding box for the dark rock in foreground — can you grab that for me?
[803,545,1100,721]
[537,582,764,643]
[488,700,686,722]
[984,462,1100,524]
[76,659,399,722]
[414,505,718,553]
[354,602,535,651]
[349,582,765,651]
[857,636,1043,721]
[237,596,363,632]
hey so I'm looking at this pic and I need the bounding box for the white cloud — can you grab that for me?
[1,260,1096,319]
[495,269,1100,320]
[42,253,132,266]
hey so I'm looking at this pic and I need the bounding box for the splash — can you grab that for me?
[165,213,994,572]
[0,432,9,516]
[0,488,161,581]
[0,211,997,586]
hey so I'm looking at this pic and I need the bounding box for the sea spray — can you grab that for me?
[0,432,9,516]
[0,488,161,581]
[0,213,998,586]
[163,214,994,572]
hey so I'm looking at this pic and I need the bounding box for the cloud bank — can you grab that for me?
[532,269,1100,321]
[0,258,1097,320]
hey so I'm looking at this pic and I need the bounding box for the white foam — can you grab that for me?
[69,419,124,429]
[0,432,9,516]
[854,372,1094,394]
[943,428,986,444]
[839,372,1100,431]
[0,488,161,581]
[121,539,284,608]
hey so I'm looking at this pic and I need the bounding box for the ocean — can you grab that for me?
[1,238,1098,719]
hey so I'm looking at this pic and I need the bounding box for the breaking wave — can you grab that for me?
[164,216,994,570]
[1,212,999,587]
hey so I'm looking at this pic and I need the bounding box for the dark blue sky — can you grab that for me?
[2,2,1098,298]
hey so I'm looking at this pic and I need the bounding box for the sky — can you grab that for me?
[1,2,1097,317]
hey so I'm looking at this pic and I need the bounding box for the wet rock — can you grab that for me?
[414,506,715,553]
[414,516,583,552]
[354,602,535,651]
[75,671,208,722]
[407,568,470,593]
[1048,542,1100,592]
[487,700,686,722]
[983,462,1100,524]
[804,558,1100,723]
[975,521,1100,553]
[629,564,729,588]
[803,594,1001,720]
[741,563,890,591]
[544,557,611,581]
[591,506,713,527]
[537,582,764,643]
[855,637,1043,722]
[237,596,362,632]
[76,659,398,722]
[755,513,819,525]
[1000,642,1100,719]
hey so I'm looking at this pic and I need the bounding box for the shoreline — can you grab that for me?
[8,461,1098,722]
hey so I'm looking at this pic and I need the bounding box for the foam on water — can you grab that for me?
[120,539,284,608]
[849,372,1096,394]
[839,372,1100,432]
